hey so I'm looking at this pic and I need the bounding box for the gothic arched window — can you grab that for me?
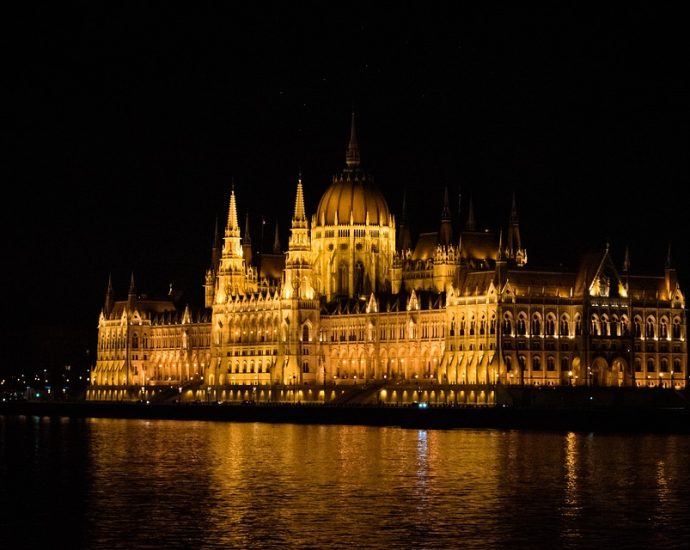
[671,317,681,338]
[517,314,527,336]
[659,317,668,339]
[591,315,600,336]
[560,315,569,337]
[545,315,555,336]
[634,317,642,337]
[601,314,610,336]
[502,314,512,336]
[532,356,541,371]
[531,314,542,336]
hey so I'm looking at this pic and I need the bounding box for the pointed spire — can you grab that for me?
[226,186,239,233]
[104,274,114,315]
[439,186,453,246]
[664,242,677,299]
[221,186,243,261]
[466,196,476,231]
[127,272,136,307]
[242,212,253,266]
[211,216,222,268]
[510,191,519,223]
[441,185,451,220]
[623,245,630,272]
[273,222,281,254]
[128,272,136,296]
[243,212,252,244]
[293,172,306,221]
[345,111,360,170]
[497,229,504,261]
[507,192,523,261]
[213,216,221,247]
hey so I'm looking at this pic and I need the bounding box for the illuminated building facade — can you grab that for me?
[88,116,687,403]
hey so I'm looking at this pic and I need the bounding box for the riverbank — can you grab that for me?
[2,397,688,433]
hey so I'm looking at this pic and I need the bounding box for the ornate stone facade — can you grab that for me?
[88,117,687,403]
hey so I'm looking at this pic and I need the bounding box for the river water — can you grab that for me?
[1,415,688,549]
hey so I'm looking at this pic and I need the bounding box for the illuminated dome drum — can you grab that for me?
[316,173,389,226]
[311,114,396,300]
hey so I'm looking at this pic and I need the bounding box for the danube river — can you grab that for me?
[1,416,688,549]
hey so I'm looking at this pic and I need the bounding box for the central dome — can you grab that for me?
[315,113,390,226]
[316,174,390,226]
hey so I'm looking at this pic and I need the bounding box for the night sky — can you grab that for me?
[5,4,688,376]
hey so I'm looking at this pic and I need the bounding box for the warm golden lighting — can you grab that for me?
[87,117,687,403]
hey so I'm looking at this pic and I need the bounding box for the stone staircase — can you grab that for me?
[329,383,385,406]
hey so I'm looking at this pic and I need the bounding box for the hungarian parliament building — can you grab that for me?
[88,117,687,404]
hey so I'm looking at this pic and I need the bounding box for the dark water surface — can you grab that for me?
[1,416,688,549]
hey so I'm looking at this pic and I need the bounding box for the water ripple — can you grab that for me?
[1,417,689,549]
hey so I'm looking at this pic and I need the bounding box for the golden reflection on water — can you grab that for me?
[564,432,579,510]
[560,431,581,545]
[77,419,690,549]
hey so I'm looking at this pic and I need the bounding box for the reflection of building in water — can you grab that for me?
[87,115,687,403]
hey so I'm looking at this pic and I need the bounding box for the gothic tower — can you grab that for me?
[283,174,315,300]
[277,175,320,385]
[214,187,253,302]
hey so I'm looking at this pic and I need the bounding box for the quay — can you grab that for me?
[2,386,688,434]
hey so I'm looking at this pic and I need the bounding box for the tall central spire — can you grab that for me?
[345,111,360,170]
[226,185,239,235]
[222,184,243,260]
[293,172,306,222]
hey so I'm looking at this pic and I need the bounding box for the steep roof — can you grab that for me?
[258,253,285,281]
[105,299,175,320]
[412,232,439,260]
[505,270,577,298]
[460,230,499,262]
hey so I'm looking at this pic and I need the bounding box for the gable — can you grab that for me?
[588,250,627,298]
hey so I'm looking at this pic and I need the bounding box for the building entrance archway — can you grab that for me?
[611,357,629,387]
[590,357,615,386]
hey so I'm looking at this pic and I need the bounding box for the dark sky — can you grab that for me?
[5,4,688,374]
